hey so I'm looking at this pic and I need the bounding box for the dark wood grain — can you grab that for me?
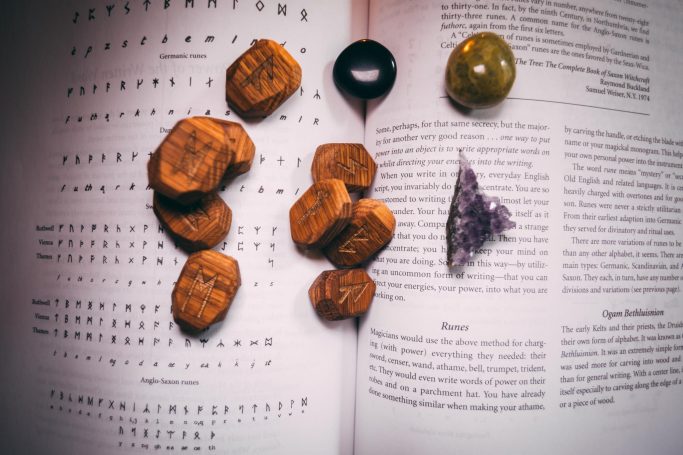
[153,192,231,253]
[311,143,377,193]
[289,179,352,249]
[148,117,233,205]
[225,39,302,118]
[308,269,376,321]
[323,199,396,267]
[172,250,241,332]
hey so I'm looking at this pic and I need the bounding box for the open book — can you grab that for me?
[2,0,682,453]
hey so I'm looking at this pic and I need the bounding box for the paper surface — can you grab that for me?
[355,0,683,453]
[2,1,682,454]
[2,1,367,453]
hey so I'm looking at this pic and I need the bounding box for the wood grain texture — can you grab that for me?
[308,269,376,321]
[153,192,231,253]
[311,143,377,193]
[323,199,396,267]
[289,179,352,249]
[225,39,302,118]
[148,117,233,205]
[172,250,241,332]
[200,117,255,176]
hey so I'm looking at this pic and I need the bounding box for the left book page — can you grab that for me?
[1,1,367,454]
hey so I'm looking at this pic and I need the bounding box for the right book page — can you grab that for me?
[355,0,683,453]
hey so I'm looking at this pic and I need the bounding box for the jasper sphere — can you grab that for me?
[445,32,516,109]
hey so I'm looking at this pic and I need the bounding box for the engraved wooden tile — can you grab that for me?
[225,39,302,118]
[148,117,233,205]
[200,117,255,177]
[323,199,396,267]
[289,179,352,250]
[309,269,376,321]
[172,250,241,332]
[153,192,232,253]
[311,143,377,193]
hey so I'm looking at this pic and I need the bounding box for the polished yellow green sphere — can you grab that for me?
[445,32,516,109]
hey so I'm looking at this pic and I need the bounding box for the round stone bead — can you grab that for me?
[333,39,397,99]
[445,32,516,109]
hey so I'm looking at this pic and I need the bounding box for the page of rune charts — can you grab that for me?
[1,1,370,453]
[355,0,683,454]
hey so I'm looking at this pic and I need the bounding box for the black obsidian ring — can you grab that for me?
[333,39,397,100]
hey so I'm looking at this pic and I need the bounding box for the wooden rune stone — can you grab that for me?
[289,179,352,249]
[148,117,236,205]
[172,250,241,332]
[200,117,256,177]
[153,192,232,253]
[323,199,396,268]
[225,39,302,118]
[309,269,376,321]
[311,143,377,193]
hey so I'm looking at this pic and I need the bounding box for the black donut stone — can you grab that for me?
[333,39,397,100]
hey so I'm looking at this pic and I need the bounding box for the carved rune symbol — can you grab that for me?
[297,190,330,225]
[182,266,218,319]
[338,225,369,253]
[339,282,369,304]
[240,55,275,91]
[184,207,210,231]
[336,157,367,176]
[176,130,213,178]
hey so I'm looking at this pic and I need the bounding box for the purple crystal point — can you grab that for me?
[446,154,515,267]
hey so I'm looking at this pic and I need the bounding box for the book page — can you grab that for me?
[1,1,368,453]
[355,0,683,453]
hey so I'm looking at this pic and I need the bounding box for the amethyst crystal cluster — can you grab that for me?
[446,155,515,267]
